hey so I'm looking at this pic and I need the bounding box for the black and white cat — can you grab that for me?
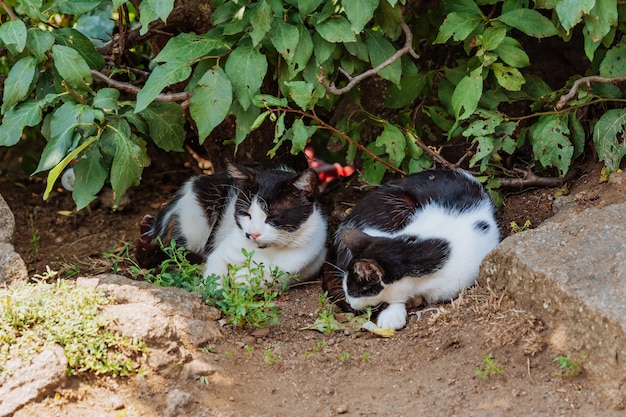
[136,163,327,285]
[323,169,500,330]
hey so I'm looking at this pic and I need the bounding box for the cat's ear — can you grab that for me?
[291,168,318,197]
[227,163,255,182]
[339,229,370,253]
[353,260,384,282]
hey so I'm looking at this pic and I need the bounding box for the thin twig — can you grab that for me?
[0,0,17,20]
[557,75,626,109]
[498,167,577,188]
[90,70,192,102]
[318,18,420,95]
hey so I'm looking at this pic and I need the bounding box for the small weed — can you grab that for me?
[201,346,217,354]
[553,354,587,377]
[0,279,145,376]
[197,376,209,385]
[305,339,329,356]
[264,349,281,364]
[28,213,40,254]
[475,354,504,381]
[361,352,371,362]
[337,352,350,362]
[105,240,290,329]
[245,345,254,357]
[510,220,532,234]
[300,292,344,334]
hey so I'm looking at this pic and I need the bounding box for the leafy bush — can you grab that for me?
[1,0,626,208]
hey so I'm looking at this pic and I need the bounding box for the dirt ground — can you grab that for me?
[1,150,625,417]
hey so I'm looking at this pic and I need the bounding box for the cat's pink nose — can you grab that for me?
[248,232,261,240]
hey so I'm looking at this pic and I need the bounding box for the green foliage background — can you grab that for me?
[1,0,626,208]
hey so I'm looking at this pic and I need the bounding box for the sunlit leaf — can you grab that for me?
[190,67,233,143]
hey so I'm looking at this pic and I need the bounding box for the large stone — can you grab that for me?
[0,194,27,284]
[481,201,626,409]
[0,345,68,417]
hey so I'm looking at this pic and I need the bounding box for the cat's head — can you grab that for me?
[228,163,320,248]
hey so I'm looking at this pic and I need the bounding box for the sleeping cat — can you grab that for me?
[135,163,328,285]
[323,169,500,330]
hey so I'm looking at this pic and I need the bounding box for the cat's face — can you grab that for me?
[229,164,318,249]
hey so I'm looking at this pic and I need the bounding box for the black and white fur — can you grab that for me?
[136,164,327,285]
[330,169,500,330]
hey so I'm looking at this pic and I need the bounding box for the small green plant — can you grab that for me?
[264,349,281,365]
[510,220,532,234]
[475,354,505,381]
[27,213,40,255]
[300,293,344,335]
[305,339,329,356]
[0,279,145,376]
[337,352,350,362]
[245,345,254,357]
[553,354,587,377]
[197,376,209,385]
[105,240,290,329]
[361,352,372,362]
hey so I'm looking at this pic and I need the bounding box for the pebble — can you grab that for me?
[336,404,348,414]
[242,336,256,346]
[252,328,270,338]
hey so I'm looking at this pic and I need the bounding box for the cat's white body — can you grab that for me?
[348,200,499,329]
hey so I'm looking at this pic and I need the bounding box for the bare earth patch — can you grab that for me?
[2,157,625,417]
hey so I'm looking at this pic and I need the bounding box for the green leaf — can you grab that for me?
[139,102,186,152]
[106,121,147,206]
[0,20,27,54]
[93,88,120,111]
[35,102,95,174]
[297,0,324,16]
[249,0,272,47]
[269,19,300,63]
[18,0,46,20]
[253,94,289,107]
[491,62,525,91]
[73,146,109,210]
[155,32,230,64]
[285,81,315,110]
[289,25,314,76]
[51,0,103,14]
[529,114,573,176]
[42,136,98,201]
[469,136,495,171]
[26,28,55,62]
[497,9,558,38]
[375,123,406,167]
[493,36,530,68]
[384,73,429,108]
[365,29,401,85]
[451,66,483,120]
[342,0,379,33]
[2,56,37,114]
[225,44,268,111]
[135,62,192,113]
[375,0,402,39]
[434,12,483,44]
[289,119,318,154]
[315,16,357,43]
[583,0,617,42]
[312,32,336,65]
[0,99,44,147]
[599,42,626,77]
[569,113,585,160]
[231,102,261,149]
[556,0,595,32]
[53,28,105,70]
[361,143,387,184]
[592,108,626,172]
[52,45,93,92]
[190,67,233,143]
[138,0,174,34]
[480,27,507,51]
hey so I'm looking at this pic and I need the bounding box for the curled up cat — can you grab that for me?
[323,169,500,330]
[135,163,328,286]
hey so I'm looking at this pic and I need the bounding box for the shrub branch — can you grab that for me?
[557,75,626,109]
[90,70,192,103]
[317,18,419,95]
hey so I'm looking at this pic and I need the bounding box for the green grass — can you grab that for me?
[553,354,587,377]
[0,279,145,376]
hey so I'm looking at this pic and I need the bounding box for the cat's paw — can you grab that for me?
[376,303,408,330]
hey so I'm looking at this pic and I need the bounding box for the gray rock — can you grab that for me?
[481,201,626,409]
[0,194,27,284]
[0,345,68,417]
